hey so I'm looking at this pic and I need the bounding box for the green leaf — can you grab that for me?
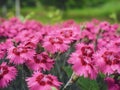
[51,86,57,90]
[63,66,73,77]
[77,76,99,90]
[96,74,107,90]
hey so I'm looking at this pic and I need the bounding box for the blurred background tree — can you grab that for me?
[0,0,120,23]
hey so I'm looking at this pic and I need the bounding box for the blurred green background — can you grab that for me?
[0,0,120,23]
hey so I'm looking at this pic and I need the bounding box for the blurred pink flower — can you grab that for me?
[94,48,120,75]
[105,77,120,90]
[43,34,69,54]
[26,72,62,90]
[68,43,98,79]
[0,62,17,88]
[26,52,54,71]
[7,44,35,65]
[81,22,99,41]
[59,26,81,43]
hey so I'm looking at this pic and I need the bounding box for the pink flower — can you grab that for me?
[0,39,13,59]
[43,34,69,53]
[14,30,43,45]
[7,44,35,65]
[24,20,43,32]
[68,43,98,79]
[26,72,62,90]
[80,22,99,41]
[0,43,7,59]
[0,17,24,38]
[94,48,120,75]
[62,19,76,27]
[105,77,120,90]
[26,52,54,71]
[99,21,110,31]
[99,21,118,32]
[0,62,17,88]
[107,38,120,53]
[58,26,81,43]
[75,43,94,56]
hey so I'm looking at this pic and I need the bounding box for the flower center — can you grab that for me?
[60,30,73,38]
[34,54,48,63]
[115,42,120,48]
[13,48,20,55]
[36,74,45,86]
[81,46,94,57]
[36,74,53,86]
[102,51,120,65]
[0,66,9,79]
[13,47,28,55]
[79,56,92,66]
[49,37,63,44]
[25,42,35,49]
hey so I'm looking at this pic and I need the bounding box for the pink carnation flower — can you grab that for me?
[0,39,13,59]
[68,43,98,79]
[62,19,76,27]
[99,21,118,32]
[95,48,120,75]
[107,38,120,53]
[43,34,69,53]
[0,43,7,59]
[0,62,17,88]
[105,77,120,90]
[58,26,81,43]
[26,72,62,90]
[81,22,99,41]
[26,52,54,71]
[0,17,24,38]
[7,44,35,65]
[75,43,94,57]
[24,20,43,32]
[14,30,42,45]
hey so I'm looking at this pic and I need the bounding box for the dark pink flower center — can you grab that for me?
[115,42,120,48]
[81,46,94,57]
[25,42,35,49]
[13,48,20,55]
[36,74,53,86]
[60,30,73,38]
[13,47,28,56]
[49,37,63,44]
[102,51,120,65]
[79,56,92,66]
[34,54,48,63]
[46,76,53,85]
[36,74,45,86]
[0,66,9,79]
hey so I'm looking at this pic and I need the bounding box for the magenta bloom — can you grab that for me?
[26,72,62,90]
[99,21,119,32]
[26,52,54,71]
[95,48,120,75]
[43,34,69,53]
[0,43,7,59]
[0,39,13,59]
[80,22,99,41]
[68,43,98,79]
[7,44,35,65]
[0,62,17,88]
[0,17,24,38]
[105,77,120,90]
[24,20,43,32]
[107,38,120,53]
[59,26,81,43]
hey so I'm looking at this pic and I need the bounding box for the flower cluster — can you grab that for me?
[0,18,120,90]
